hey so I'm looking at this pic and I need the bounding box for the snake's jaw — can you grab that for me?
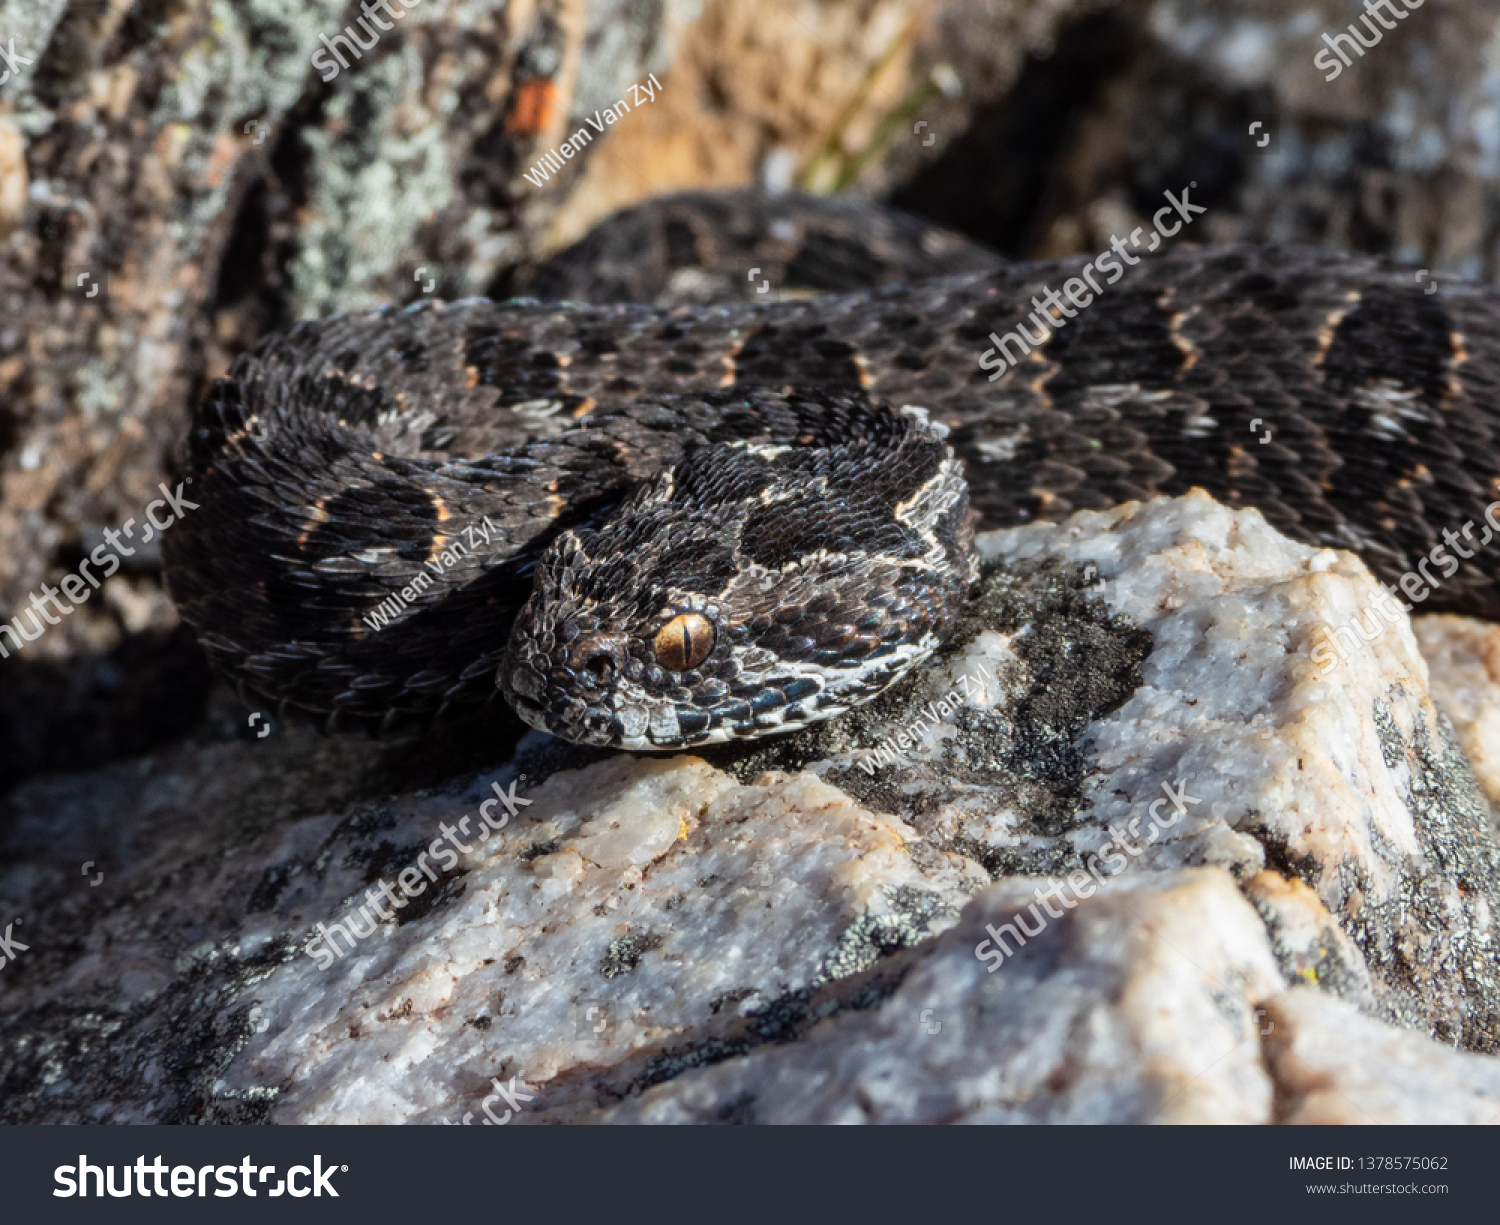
[499,417,977,750]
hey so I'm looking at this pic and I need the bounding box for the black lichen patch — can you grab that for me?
[0,933,304,1125]
[1254,827,1324,890]
[335,826,469,927]
[746,987,817,1045]
[510,728,614,793]
[343,836,428,885]
[629,1037,753,1094]
[612,959,914,1106]
[247,864,293,913]
[1241,689,1500,1054]
[748,963,910,1046]
[518,838,562,862]
[395,874,466,927]
[945,558,1153,832]
[1343,698,1500,1052]
[813,886,955,986]
[599,928,664,979]
[1001,629,1152,814]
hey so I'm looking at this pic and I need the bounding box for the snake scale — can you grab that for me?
[162,189,1500,749]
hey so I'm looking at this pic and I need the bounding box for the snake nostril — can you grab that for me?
[567,634,624,683]
[580,649,618,681]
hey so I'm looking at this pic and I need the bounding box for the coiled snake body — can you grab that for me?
[163,191,1500,748]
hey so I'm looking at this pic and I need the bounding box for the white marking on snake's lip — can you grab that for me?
[617,705,649,741]
[648,702,682,742]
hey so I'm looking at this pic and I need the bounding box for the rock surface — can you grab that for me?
[227,758,982,1125]
[899,0,1500,277]
[5,492,1500,1123]
[970,493,1500,1051]
[1265,988,1500,1125]
[1414,614,1500,810]
[595,868,1285,1124]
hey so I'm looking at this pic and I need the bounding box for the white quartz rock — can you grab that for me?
[966,491,1500,1047]
[218,756,982,1124]
[1413,613,1500,811]
[593,869,1286,1124]
[1265,987,1500,1124]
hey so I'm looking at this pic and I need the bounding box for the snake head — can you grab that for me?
[500,407,977,749]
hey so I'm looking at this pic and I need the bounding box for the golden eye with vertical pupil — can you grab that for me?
[655,613,714,671]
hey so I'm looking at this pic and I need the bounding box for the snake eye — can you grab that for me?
[654,613,714,671]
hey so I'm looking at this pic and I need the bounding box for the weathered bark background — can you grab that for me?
[5,0,1500,1125]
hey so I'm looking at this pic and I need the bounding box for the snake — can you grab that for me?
[161,188,1500,750]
